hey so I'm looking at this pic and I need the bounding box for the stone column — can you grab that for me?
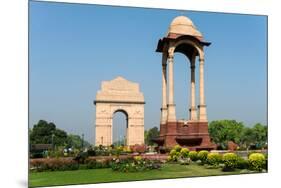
[160,53,168,124]
[190,57,197,120]
[198,57,207,121]
[167,51,176,122]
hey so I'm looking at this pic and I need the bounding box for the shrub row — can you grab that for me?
[167,145,267,172]
[30,158,79,172]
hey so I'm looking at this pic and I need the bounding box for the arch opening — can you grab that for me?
[112,110,128,146]
[174,43,198,62]
[173,52,191,121]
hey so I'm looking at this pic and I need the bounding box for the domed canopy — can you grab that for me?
[156,16,211,55]
[167,16,202,38]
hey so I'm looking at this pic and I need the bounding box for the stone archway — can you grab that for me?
[94,76,145,146]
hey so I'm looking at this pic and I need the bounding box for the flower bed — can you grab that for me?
[111,156,161,172]
[30,147,267,173]
[30,158,79,172]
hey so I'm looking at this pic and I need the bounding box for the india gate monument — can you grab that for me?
[94,77,145,146]
[94,16,216,150]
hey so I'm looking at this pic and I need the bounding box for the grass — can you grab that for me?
[29,163,248,187]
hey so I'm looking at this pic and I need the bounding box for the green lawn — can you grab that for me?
[29,163,248,187]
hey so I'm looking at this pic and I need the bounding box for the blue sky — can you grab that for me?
[29,1,267,143]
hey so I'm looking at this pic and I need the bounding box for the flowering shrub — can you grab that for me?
[197,150,209,163]
[174,145,182,152]
[94,146,111,156]
[168,149,180,162]
[222,153,239,171]
[207,153,222,165]
[134,155,142,161]
[168,146,190,162]
[180,148,189,158]
[248,153,266,171]
[188,151,198,161]
[123,146,132,153]
[111,157,161,172]
[30,158,79,172]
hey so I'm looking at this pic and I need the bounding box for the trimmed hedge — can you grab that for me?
[174,145,182,152]
[197,150,209,163]
[248,153,266,171]
[222,153,239,171]
[180,148,189,158]
[188,151,198,161]
[207,153,222,165]
[30,158,79,172]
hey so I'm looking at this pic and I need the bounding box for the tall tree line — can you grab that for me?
[29,120,90,149]
[208,120,267,150]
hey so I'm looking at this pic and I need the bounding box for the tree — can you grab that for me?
[208,120,244,149]
[30,120,68,147]
[209,120,268,150]
[240,127,255,149]
[251,123,267,148]
[53,129,68,146]
[66,134,90,149]
[144,126,160,146]
[30,120,56,144]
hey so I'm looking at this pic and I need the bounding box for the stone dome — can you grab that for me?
[167,16,202,38]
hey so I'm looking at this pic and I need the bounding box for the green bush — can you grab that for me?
[169,149,180,162]
[222,153,239,171]
[169,149,177,156]
[189,151,198,161]
[180,148,189,158]
[173,145,181,152]
[197,150,209,163]
[207,153,222,165]
[248,153,266,171]
[236,157,249,169]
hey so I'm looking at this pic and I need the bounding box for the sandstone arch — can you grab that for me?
[94,76,145,146]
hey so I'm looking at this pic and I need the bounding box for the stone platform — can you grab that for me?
[153,121,216,151]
